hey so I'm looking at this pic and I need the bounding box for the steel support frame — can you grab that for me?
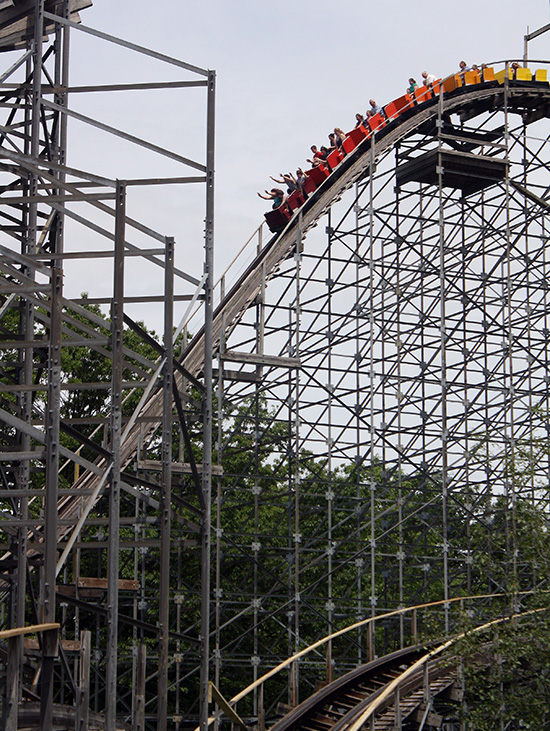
[0,8,215,730]
[210,77,550,719]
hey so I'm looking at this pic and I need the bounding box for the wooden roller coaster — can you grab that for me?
[208,600,550,731]
[2,2,550,726]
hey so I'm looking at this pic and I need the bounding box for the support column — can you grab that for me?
[436,87,450,634]
[157,236,174,729]
[106,181,126,731]
[40,266,63,731]
[11,5,44,722]
[52,0,70,254]
[135,645,147,731]
[199,69,215,731]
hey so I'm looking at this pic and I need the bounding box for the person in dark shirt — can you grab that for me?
[295,168,307,191]
[334,127,346,153]
[270,173,298,194]
[258,188,288,209]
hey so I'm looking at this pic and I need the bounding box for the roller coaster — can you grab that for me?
[206,597,550,731]
[1,3,550,730]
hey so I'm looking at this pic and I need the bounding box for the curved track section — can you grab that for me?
[192,67,550,723]
[270,646,458,731]
[181,76,550,377]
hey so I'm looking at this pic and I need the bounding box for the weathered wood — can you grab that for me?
[134,644,146,731]
[213,367,259,383]
[76,577,139,591]
[4,635,20,731]
[209,682,248,731]
[442,684,464,701]
[367,620,375,663]
[56,578,139,596]
[16,702,131,730]
[257,681,265,731]
[0,1,90,49]
[220,349,301,368]
[412,708,443,727]
[24,637,80,651]
[76,630,90,731]
[136,459,223,476]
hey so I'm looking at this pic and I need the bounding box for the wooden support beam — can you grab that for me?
[412,708,443,727]
[136,459,223,476]
[220,349,301,369]
[134,645,146,731]
[208,682,248,731]
[75,630,90,731]
[24,638,80,652]
[56,578,139,592]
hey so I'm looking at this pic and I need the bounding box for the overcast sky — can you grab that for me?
[8,0,550,331]
[83,0,549,234]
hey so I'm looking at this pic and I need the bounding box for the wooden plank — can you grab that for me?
[136,459,223,476]
[5,636,19,731]
[209,682,247,731]
[16,702,132,731]
[134,645,146,731]
[412,708,443,726]
[213,367,259,383]
[443,685,463,701]
[76,577,139,591]
[76,630,91,731]
[56,578,139,593]
[221,349,301,368]
[0,0,91,47]
[24,638,80,652]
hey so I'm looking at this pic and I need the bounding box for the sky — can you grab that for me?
[5,0,550,332]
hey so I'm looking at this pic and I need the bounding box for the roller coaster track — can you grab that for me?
[213,603,550,731]
[180,74,550,378]
[25,69,550,571]
[269,646,458,731]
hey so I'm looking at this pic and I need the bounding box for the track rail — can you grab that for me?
[223,606,550,731]
[268,646,456,731]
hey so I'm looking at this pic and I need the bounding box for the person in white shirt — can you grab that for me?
[422,71,437,88]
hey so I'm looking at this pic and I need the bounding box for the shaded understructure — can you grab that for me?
[0,4,549,730]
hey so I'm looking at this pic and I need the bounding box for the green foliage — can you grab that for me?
[456,611,550,729]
